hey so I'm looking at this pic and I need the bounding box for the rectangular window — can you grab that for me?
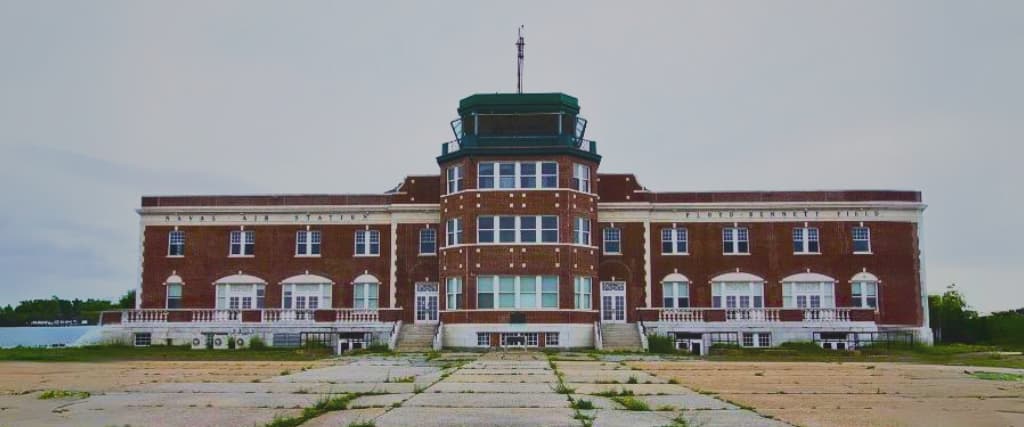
[446,218,463,245]
[478,162,495,189]
[572,163,591,192]
[477,215,556,244]
[793,227,820,254]
[498,216,517,243]
[574,217,591,245]
[166,283,182,309]
[545,332,559,347]
[168,230,185,256]
[229,230,255,256]
[661,227,688,254]
[782,282,835,308]
[419,228,437,254]
[520,216,537,243]
[519,162,537,188]
[476,216,494,243]
[852,281,878,309]
[722,227,749,255]
[477,332,491,347]
[477,276,494,309]
[354,283,379,309]
[574,277,592,309]
[133,332,152,347]
[216,283,265,310]
[476,275,559,309]
[447,165,463,193]
[711,282,764,308]
[603,228,621,254]
[662,282,689,308]
[447,277,463,309]
[355,230,380,256]
[540,162,558,188]
[498,162,516,188]
[741,332,771,348]
[498,276,516,308]
[853,227,872,253]
[296,230,321,256]
[477,161,558,190]
[541,216,558,243]
[500,332,539,347]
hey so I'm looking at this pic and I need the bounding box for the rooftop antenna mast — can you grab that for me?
[516,26,525,94]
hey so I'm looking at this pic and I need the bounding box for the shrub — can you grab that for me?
[572,399,595,410]
[646,334,677,354]
[249,336,267,350]
[612,396,650,411]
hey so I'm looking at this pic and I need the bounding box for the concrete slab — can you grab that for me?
[639,394,737,410]
[429,382,557,394]
[376,407,577,427]
[304,408,388,427]
[64,392,319,410]
[444,373,556,383]
[125,381,417,394]
[270,365,439,383]
[403,392,570,408]
[569,395,623,409]
[571,383,695,395]
[348,393,412,409]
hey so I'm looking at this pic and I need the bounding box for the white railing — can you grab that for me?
[637,321,649,352]
[726,308,781,322]
[593,322,603,351]
[191,309,241,322]
[442,140,461,154]
[659,308,707,323]
[388,320,402,350]
[803,308,851,322]
[262,309,316,323]
[432,322,444,351]
[335,309,380,323]
[122,309,168,324]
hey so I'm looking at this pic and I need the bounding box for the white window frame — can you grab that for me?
[792,227,820,254]
[476,275,559,309]
[603,227,621,254]
[229,230,255,257]
[446,218,463,246]
[295,230,321,257]
[711,281,764,308]
[741,332,772,348]
[447,165,463,194]
[166,283,182,309]
[661,227,688,255]
[722,227,750,255]
[281,283,332,310]
[851,280,879,309]
[476,161,559,190]
[476,215,558,244]
[353,282,379,309]
[545,332,559,347]
[574,217,591,246]
[215,283,265,309]
[168,230,185,257]
[419,228,437,255]
[446,276,462,310]
[782,281,835,308]
[852,226,872,254]
[574,276,592,309]
[477,332,491,347]
[354,230,380,256]
[662,281,690,308]
[572,163,591,193]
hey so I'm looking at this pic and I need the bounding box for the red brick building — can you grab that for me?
[103,93,931,352]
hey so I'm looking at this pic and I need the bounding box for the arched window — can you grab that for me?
[781,272,836,308]
[280,273,333,310]
[352,273,380,309]
[710,272,764,308]
[213,273,267,310]
[165,273,184,309]
[661,273,690,308]
[850,272,880,309]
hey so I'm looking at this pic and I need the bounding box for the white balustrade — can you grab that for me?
[191,309,241,322]
[122,309,168,324]
[659,308,706,323]
[335,309,379,323]
[262,309,316,323]
[725,308,781,322]
[803,308,851,322]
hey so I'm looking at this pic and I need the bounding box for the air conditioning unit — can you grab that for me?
[233,335,250,350]
[190,335,207,350]
[820,341,853,351]
[336,338,366,354]
[212,334,230,350]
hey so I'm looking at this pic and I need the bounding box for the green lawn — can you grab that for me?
[707,342,1024,369]
[0,344,333,362]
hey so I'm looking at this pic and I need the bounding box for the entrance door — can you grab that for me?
[601,282,626,323]
[414,282,439,323]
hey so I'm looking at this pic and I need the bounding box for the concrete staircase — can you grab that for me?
[394,323,437,352]
[600,323,643,351]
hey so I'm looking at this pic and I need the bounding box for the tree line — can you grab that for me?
[0,291,135,326]
[930,284,1023,347]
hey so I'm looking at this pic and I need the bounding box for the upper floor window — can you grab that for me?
[574,217,591,245]
[782,281,835,308]
[446,218,463,246]
[419,228,437,254]
[661,227,688,255]
[476,275,558,309]
[354,230,380,256]
[229,230,254,256]
[295,230,321,256]
[792,227,820,254]
[447,165,463,193]
[722,227,749,255]
[662,281,690,308]
[168,230,185,256]
[852,226,871,253]
[711,281,763,308]
[852,280,878,309]
[572,163,591,192]
[603,227,621,254]
[574,277,592,309]
[477,161,558,190]
[477,216,558,244]
[166,283,182,308]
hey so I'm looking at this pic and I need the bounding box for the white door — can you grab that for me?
[414,282,439,323]
[601,282,626,323]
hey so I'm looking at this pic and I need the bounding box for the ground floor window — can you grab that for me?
[851,281,878,309]
[447,277,463,310]
[574,277,592,309]
[353,282,379,309]
[782,282,835,308]
[500,332,539,347]
[166,283,182,309]
[545,332,559,347]
[709,332,739,346]
[712,282,764,308]
[133,332,152,347]
[741,332,771,348]
[477,275,558,309]
[215,283,266,310]
[477,332,491,347]
[662,281,690,308]
[282,283,332,310]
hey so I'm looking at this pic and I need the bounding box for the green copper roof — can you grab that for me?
[458,93,580,115]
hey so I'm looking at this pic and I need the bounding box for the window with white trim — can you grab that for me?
[477,161,559,189]
[476,216,558,243]
[574,217,591,245]
[603,227,621,254]
[215,283,266,309]
[661,227,688,254]
[852,227,871,253]
[353,282,379,309]
[852,281,878,309]
[742,332,771,348]
[446,218,463,245]
[722,227,749,255]
[476,275,558,309]
[168,230,185,256]
[572,163,590,192]
[792,227,820,254]
[711,282,763,308]
[446,276,462,309]
[295,230,321,256]
[662,281,689,308]
[354,230,380,256]
[447,165,463,193]
[477,332,491,347]
[166,283,182,309]
[501,332,539,347]
[782,282,835,308]
[229,230,255,256]
[574,277,592,309]
[282,283,332,310]
[545,332,559,346]
[419,228,437,254]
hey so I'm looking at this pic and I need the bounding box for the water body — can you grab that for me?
[0,326,100,348]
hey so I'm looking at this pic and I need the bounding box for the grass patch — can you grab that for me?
[0,344,331,362]
[970,371,1023,381]
[552,383,576,394]
[347,422,376,427]
[612,395,650,411]
[708,342,1024,369]
[593,388,635,397]
[571,399,595,410]
[626,375,639,384]
[386,375,415,383]
[38,389,90,400]
[265,393,363,427]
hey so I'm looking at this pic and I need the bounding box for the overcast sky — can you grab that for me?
[0,1,1020,312]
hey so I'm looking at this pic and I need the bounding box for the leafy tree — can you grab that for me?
[117,290,136,309]
[929,284,978,343]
